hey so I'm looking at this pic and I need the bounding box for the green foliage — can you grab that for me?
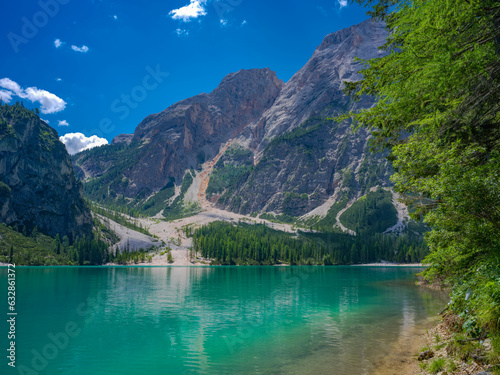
[313,198,349,231]
[138,182,175,217]
[162,171,200,221]
[0,180,12,197]
[0,102,62,153]
[206,164,253,196]
[339,188,398,234]
[191,221,428,265]
[207,145,254,196]
[282,191,309,216]
[0,224,69,265]
[259,212,296,224]
[427,358,445,374]
[110,246,153,265]
[268,118,324,145]
[90,203,153,236]
[0,224,109,265]
[345,0,500,334]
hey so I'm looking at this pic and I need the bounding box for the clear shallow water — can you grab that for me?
[1,266,447,375]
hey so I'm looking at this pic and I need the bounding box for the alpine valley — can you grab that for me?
[75,19,423,233]
[0,20,427,266]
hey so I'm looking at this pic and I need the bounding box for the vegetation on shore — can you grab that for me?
[190,221,427,265]
[0,223,110,265]
[346,0,500,368]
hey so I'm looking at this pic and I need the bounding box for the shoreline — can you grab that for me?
[0,262,427,267]
[371,315,441,375]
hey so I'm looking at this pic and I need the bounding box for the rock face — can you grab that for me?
[0,103,92,240]
[216,19,392,215]
[111,133,133,146]
[75,20,394,223]
[75,68,283,199]
[241,19,387,157]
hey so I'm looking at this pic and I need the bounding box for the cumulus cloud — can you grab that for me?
[0,90,14,103]
[58,120,69,126]
[169,0,207,22]
[113,15,118,20]
[338,0,348,9]
[55,77,62,82]
[0,78,66,114]
[71,45,89,53]
[220,19,228,27]
[41,119,49,124]
[241,20,247,26]
[0,78,22,94]
[59,133,109,155]
[54,38,63,48]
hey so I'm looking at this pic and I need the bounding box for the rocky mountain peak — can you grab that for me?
[237,19,387,156]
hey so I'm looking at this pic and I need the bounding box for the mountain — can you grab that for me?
[214,19,391,217]
[0,103,93,240]
[75,68,283,198]
[74,20,409,234]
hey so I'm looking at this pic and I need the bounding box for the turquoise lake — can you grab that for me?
[1,266,447,374]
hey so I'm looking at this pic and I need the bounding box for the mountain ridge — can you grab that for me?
[73,19,408,235]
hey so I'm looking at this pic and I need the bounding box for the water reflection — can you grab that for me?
[2,266,448,375]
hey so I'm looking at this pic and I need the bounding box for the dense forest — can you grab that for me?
[0,224,110,265]
[191,221,428,265]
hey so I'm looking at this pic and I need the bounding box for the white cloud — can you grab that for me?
[338,0,348,9]
[0,78,66,114]
[23,87,66,114]
[113,15,118,20]
[220,19,228,27]
[241,20,247,26]
[0,78,22,95]
[42,119,49,124]
[59,133,109,155]
[56,77,62,82]
[54,38,63,48]
[58,120,69,126]
[0,90,14,103]
[169,0,207,22]
[175,28,189,37]
[71,45,89,53]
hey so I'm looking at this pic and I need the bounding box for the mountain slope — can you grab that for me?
[75,68,283,208]
[74,20,407,234]
[213,20,393,218]
[0,103,92,240]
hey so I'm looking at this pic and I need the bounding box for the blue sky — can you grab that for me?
[0,0,369,153]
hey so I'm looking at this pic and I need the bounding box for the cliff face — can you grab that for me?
[75,68,283,199]
[216,20,392,215]
[0,103,92,240]
[239,19,387,157]
[75,20,395,224]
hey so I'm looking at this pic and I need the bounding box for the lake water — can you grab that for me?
[1,266,447,374]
